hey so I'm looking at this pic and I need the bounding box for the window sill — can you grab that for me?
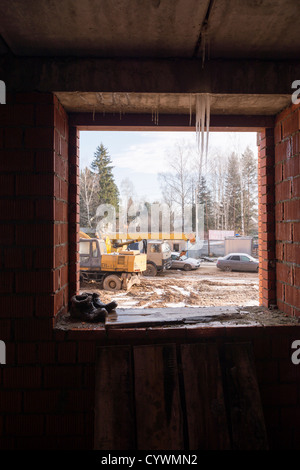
[54,305,300,341]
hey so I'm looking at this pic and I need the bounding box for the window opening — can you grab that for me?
[78,129,259,321]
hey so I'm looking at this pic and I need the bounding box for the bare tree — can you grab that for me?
[158,141,193,232]
[80,167,100,228]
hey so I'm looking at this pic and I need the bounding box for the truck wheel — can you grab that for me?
[103,275,122,291]
[144,263,157,277]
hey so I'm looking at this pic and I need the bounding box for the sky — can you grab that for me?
[79,130,258,202]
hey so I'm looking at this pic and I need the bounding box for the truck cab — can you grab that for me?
[128,239,172,276]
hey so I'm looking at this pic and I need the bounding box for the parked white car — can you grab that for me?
[170,252,201,271]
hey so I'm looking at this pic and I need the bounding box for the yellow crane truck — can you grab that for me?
[79,233,147,291]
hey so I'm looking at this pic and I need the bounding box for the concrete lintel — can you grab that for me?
[69,112,275,131]
[0,55,299,95]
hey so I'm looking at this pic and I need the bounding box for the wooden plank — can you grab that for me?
[94,345,135,450]
[222,342,268,450]
[133,344,184,450]
[181,343,231,450]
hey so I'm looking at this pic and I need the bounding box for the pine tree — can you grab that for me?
[91,143,119,209]
[197,176,213,233]
[225,152,242,232]
[241,146,258,234]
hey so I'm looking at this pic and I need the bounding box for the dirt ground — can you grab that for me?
[80,262,260,309]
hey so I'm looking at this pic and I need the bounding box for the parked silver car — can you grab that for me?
[216,253,259,272]
[170,252,201,271]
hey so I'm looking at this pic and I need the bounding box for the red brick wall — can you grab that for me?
[0,92,300,450]
[0,92,93,449]
[258,128,277,308]
[68,126,80,298]
[274,102,300,317]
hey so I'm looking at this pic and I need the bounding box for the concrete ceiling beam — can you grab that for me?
[1,56,299,96]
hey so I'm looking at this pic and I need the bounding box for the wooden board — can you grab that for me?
[133,344,184,450]
[181,343,231,450]
[94,345,135,450]
[222,342,268,450]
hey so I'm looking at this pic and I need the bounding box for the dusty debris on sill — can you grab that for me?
[54,305,300,331]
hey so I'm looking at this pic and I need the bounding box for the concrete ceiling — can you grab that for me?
[0,0,298,116]
[0,0,299,60]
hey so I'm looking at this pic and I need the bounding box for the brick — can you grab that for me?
[57,342,77,363]
[3,366,41,388]
[43,365,83,388]
[285,243,300,264]
[54,106,67,138]
[275,162,283,183]
[54,244,68,268]
[23,390,61,413]
[0,272,14,293]
[45,414,85,436]
[276,222,292,241]
[284,199,299,221]
[17,343,37,364]
[5,414,44,436]
[35,104,55,126]
[0,174,14,196]
[275,202,284,222]
[0,296,34,318]
[276,262,293,284]
[282,109,300,138]
[285,285,300,307]
[35,150,55,172]
[35,198,55,221]
[16,223,54,246]
[291,176,300,198]
[25,127,54,149]
[0,223,15,245]
[61,137,68,160]
[0,199,34,220]
[0,150,34,172]
[291,131,300,156]
[37,342,56,363]
[4,127,24,149]
[292,222,300,242]
[275,139,291,163]
[60,265,68,287]
[294,266,300,286]
[60,180,68,201]
[14,318,53,341]
[0,391,22,412]
[275,180,292,201]
[4,247,24,268]
[54,154,68,180]
[284,156,299,179]
[16,174,54,196]
[0,104,35,126]
[34,247,54,268]
[15,271,54,294]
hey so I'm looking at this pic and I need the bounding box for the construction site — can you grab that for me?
[0,0,300,452]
